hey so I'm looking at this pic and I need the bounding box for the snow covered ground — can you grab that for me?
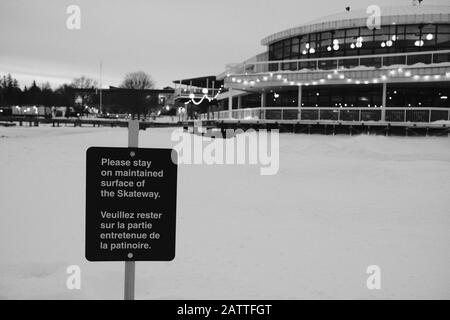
[0,125,449,299]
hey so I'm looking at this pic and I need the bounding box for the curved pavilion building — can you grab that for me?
[175,4,450,133]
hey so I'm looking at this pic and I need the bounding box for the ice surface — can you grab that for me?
[0,125,449,299]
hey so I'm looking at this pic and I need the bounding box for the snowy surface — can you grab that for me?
[0,125,449,299]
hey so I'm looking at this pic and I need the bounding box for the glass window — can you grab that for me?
[268,24,450,62]
[273,41,283,60]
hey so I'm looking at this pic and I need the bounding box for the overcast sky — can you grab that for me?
[0,0,448,89]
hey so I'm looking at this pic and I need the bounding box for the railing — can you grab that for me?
[199,107,450,124]
[226,50,450,74]
[174,87,220,97]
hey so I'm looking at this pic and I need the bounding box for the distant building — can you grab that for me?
[74,86,175,117]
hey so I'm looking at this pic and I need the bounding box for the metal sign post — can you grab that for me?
[125,119,139,300]
[85,119,177,300]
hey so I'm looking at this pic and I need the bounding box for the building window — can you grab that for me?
[268,23,450,63]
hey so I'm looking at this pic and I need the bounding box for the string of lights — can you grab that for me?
[184,87,224,105]
[227,70,450,88]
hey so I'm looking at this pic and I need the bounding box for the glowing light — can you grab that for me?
[327,74,332,79]
[319,79,325,83]
[414,40,424,47]
[426,33,433,40]
[189,93,195,99]
[381,42,386,47]
[333,39,339,45]
[350,43,355,49]
[276,74,282,80]
[302,50,307,55]
[405,71,412,77]
[355,41,362,48]
[386,40,393,47]
[202,88,208,94]
[339,74,345,79]
[305,43,310,49]
[434,75,441,79]
[327,46,332,51]
[413,75,420,80]
[391,35,397,41]
[333,44,339,51]
[381,75,387,81]
[424,75,430,80]
[309,48,315,54]
[262,76,268,81]
[355,80,361,84]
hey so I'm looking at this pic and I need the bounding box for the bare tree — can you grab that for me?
[71,76,98,89]
[120,71,154,90]
[71,76,98,109]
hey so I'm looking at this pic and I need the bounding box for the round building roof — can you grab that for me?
[261,5,450,46]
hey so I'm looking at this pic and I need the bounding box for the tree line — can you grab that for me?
[0,71,156,111]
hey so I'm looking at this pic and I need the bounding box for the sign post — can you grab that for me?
[125,120,139,300]
[85,119,177,300]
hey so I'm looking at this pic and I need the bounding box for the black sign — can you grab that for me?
[85,147,177,261]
